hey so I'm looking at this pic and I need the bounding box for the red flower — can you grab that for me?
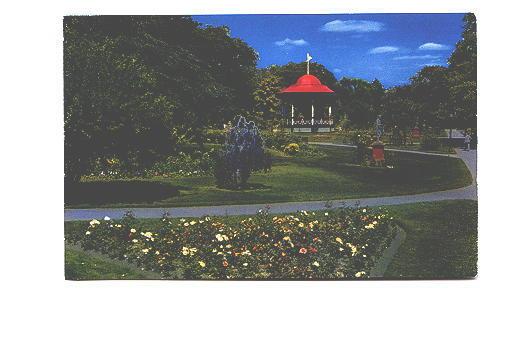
[222,260,229,267]
[299,247,307,254]
[309,247,318,253]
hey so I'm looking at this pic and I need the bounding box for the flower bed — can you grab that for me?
[84,150,216,180]
[66,207,397,279]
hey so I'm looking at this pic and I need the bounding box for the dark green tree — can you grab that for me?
[64,16,258,183]
[251,70,283,130]
[336,77,384,128]
[448,13,477,129]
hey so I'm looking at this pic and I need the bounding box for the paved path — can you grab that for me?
[64,147,477,221]
[310,142,458,157]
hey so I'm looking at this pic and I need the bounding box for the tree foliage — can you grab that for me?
[337,78,384,128]
[251,69,282,130]
[64,16,258,182]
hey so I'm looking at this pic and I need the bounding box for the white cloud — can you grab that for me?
[274,38,308,47]
[418,42,450,50]
[321,20,384,33]
[369,46,399,54]
[393,55,440,60]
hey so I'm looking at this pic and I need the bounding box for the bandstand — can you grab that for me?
[278,55,336,132]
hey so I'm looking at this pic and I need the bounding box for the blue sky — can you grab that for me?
[193,14,465,87]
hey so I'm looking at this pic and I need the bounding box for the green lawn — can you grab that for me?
[65,146,472,208]
[385,200,478,279]
[64,200,477,280]
[65,245,162,280]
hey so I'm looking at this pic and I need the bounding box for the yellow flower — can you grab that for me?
[335,237,343,244]
[141,248,150,254]
[355,271,366,278]
[89,219,100,226]
[298,222,305,228]
[141,232,153,238]
[312,261,320,267]
[155,251,160,255]
[190,220,197,225]
[132,239,138,243]
[198,261,206,267]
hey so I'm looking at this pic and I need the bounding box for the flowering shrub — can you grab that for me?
[86,150,216,180]
[284,143,300,155]
[66,207,397,280]
[263,131,307,150]
[145,150,215,178]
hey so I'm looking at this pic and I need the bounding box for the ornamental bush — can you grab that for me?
[420,132,442,151]
[263,131,306,151]
[284,143,300,155]
[66,207,397,279]
[213,116,270,189]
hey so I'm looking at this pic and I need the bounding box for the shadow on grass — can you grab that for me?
[65,180,183,206]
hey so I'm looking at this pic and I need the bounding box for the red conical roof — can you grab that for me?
[280,74,334,94]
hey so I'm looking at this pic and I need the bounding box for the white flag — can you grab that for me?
[306,53,312,62]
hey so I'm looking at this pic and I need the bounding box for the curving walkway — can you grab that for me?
[64,147,476,221]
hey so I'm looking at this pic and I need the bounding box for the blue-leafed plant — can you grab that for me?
[214,116,270,189]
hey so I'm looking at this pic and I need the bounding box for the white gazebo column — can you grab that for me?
[311,104,314,126]
[328,105,332,126]
[291,104,294,126]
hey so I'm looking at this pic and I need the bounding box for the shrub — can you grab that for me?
[284,143,300,155]
[204,129,227,144]
[66,207,397,279]
[86,150,216,179]
[263,131,306,151]
[420,133,442,151]
[213,116,268,189]
[346,130,373,164]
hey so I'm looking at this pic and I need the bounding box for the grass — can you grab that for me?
[64,200,477,280]
[65,245,162,280]
[385,200,478,279]
[65,145,472,208]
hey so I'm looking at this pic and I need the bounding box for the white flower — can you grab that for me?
[355,271,366,278]
[130,228,136,233]
[312,261,320,267]
[104,216,111,221]
[89,219,100,226]
[85,231,91,235]
[141,232,153,238]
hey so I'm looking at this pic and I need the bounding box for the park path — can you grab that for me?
[64,147,476,221]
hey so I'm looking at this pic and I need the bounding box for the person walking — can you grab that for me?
[464,132,471,151]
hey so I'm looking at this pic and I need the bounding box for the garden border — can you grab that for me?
[369,227,406,278]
